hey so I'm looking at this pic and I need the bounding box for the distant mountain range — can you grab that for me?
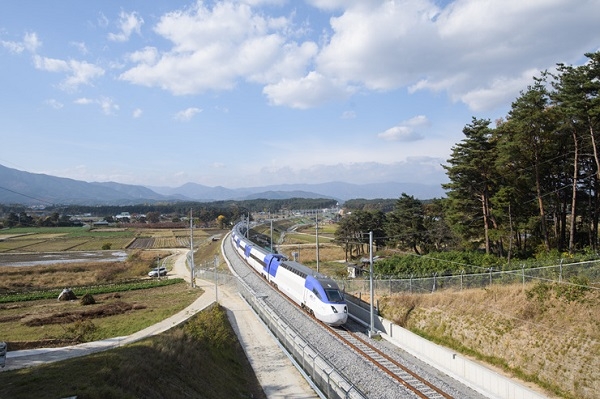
[0,163,445,206]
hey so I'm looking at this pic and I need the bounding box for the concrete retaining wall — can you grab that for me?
[345,297,548,399]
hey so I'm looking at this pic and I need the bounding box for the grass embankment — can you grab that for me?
[190,229,229,272]
[0,304,267,399]
[379,283,600,399]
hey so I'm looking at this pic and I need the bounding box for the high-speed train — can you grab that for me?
[231,223,348,326]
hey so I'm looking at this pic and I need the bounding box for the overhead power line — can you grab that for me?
[0,185,55,206]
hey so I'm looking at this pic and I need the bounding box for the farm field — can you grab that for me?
[0,227,135,252]
[0,226,225,252]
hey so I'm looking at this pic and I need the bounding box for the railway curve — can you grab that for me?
[223,229,488,399]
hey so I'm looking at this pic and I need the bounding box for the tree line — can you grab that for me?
[336,52,600,263]
[0,198,339,228]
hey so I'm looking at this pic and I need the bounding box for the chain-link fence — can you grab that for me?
[338,259,600,297]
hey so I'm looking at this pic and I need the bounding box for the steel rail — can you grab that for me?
[329,325,454,399]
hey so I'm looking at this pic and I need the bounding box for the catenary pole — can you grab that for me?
[315,212,320,273]
[369,231,375,336]
[190,209,195,288]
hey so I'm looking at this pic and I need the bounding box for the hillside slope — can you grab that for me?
[379,283,599,399]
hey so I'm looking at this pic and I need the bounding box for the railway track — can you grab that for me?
[329,324,455,399]
[226,230,482,398]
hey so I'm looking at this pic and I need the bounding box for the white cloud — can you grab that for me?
[70,41,89,55]
[9,0,600,114]
[74,97,119,115]
[1,32,41,54]
[378,115,429,142]
[255,157,447,186]
[74,97,94,105]
[127,46,159,65]
[263,71,353,109]
[98,97,119,115]
[132,108,143,118]
[457,70,539,112]
[174,107,202,121]
[34,55,104,91]
[311,0,600,111]
[123,0,598,110]
[97,12,109,28]
[33,55,68,72]
[1,40,24,53]
[23,32,41,53]
[44,99,64,109]
[119,1,315,96]
[108,10,144,42]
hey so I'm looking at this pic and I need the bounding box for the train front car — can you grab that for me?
[232,222,347,326]
[304,275,348,326]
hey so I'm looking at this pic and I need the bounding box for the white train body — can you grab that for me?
[231,224,348,326]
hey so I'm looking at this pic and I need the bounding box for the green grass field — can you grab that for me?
[0,304,266,399]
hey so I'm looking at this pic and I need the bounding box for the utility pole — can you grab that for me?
[270,219,273,252]
[315,213,320,273]
[190,209,195,288]
[369,231,375,337]
[245,212,249,238]
[214,255,219,302]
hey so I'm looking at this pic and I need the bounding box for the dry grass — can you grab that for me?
[1,282,201,346]
[0,247,196,348]
[192,229,229,271]
[0,304,266,399]
[0,249,171,293]
[379,284,600,399]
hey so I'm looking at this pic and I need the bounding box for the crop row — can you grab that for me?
[0,278,185,304]
[0,237,136,252]
[127,237,192,249]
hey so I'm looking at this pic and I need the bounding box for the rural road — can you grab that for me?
[2,244,319,399]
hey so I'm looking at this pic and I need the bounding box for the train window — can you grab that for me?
[312,288,322,300]
[282,262,307,278]
[324,289,344,303]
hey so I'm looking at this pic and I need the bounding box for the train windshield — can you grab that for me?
[324,288,344,303]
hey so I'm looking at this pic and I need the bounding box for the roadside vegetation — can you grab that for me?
[0,304,266,399]
[379,282,600,399]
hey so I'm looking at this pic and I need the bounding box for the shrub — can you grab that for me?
[64,320,97,342]
[554,276,590,303]
[80,293,96,305]
[525,281,552,305]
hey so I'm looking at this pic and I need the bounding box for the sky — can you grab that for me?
[1,0,599,190]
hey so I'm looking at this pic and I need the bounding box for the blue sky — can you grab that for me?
[1,0,599,189]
